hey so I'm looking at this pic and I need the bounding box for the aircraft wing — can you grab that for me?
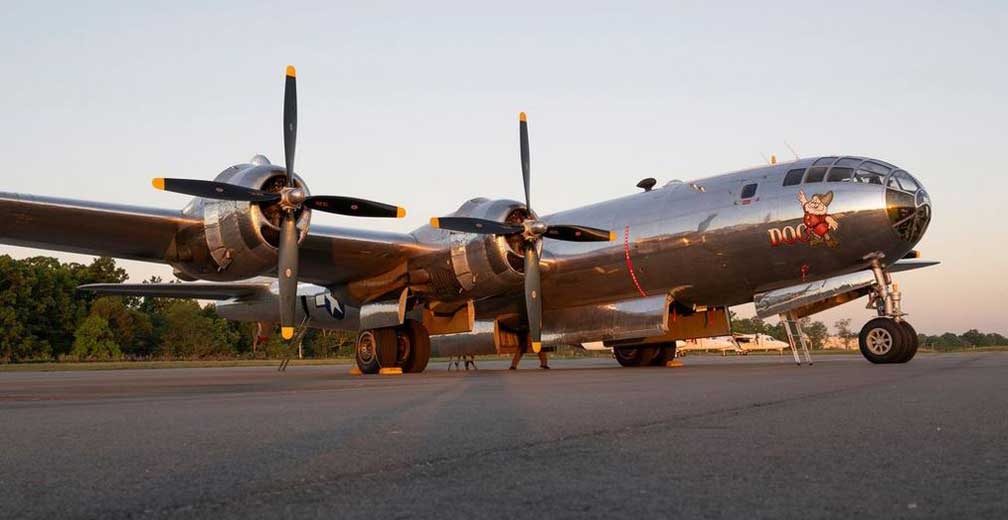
[0,192,198,263]
[0,192,431,287]
[296,224,430,286]
[80,281,271,300]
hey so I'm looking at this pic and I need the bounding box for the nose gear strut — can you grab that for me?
[855,253,919,364]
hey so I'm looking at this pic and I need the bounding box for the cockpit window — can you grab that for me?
[894,171,919,193]
[862,161,891,175]
[826,167,853,182]
[853,162,889,184]
[804,166,827,183]
[813,157,838,167]
[783,168,805,186]
[835,157,862,168]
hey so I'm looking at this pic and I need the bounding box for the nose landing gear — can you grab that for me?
[857,257,919,364]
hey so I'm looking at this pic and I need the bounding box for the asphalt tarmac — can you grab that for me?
[2,353,1006,519]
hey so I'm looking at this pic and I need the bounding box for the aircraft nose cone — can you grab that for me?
[885,176,931,244]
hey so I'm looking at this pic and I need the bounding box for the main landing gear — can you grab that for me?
[614,342,677,367]
[857,257,919,364]
[354,320,431,374]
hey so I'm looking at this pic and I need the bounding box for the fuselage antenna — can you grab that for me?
[785,141,800,160]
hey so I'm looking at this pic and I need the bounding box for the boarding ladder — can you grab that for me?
[779,312,813,366]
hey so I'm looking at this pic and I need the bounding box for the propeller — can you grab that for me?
[152,65,405,340]
[429,112,614,352]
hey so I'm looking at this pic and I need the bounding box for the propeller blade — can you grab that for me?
[519,112,532,213]
[151,178,281,202]
[429,217,523,235]
[283,65,298,187]
[305,196,405,218]
[545,224,616,242]
[524,245,542,353]
[277,212,299,340]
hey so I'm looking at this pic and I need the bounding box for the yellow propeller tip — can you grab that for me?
[429,217,440,228]
[519,112,527,122]
[531,341,542,353]
[152,178,165,190]
[281,327,295,340]
[396,207,406,218]
[609,231,617,241]
[286,65,296,77]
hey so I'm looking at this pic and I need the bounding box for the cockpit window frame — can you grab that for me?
[780,157,911,188]
[826,166,854,182]
[803,166,828,184]
[892,170,919,193]
[782,168,805,186]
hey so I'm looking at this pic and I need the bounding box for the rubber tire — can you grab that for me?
[372,328,399,369]
[896,321,919,363]
[649,343,677,366]
[858,318,906,364]
[393,328,412,366]
[401,321,431,373]
[355,330,381,374]
[614,345,658,367]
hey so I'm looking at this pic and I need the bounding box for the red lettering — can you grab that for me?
[782,226,796,244]
[797,223,810,242]
[768,228,782,246]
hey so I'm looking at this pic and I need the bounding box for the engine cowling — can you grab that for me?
[169,156,311,281]
[416,198,529,302]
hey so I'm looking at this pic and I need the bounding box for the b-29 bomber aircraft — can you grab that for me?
[0,66,936,372]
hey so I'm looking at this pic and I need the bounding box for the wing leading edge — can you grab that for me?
[0,192,197,263]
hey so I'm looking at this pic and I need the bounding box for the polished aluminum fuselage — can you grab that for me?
[432,157,920,319]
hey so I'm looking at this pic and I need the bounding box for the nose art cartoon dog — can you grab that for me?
[798,190,839,247]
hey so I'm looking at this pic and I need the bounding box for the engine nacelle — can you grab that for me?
[428,198,529,301]
[168,156,311,281]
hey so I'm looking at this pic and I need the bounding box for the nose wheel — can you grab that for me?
[857,256,919,364]
[858,317,918,364]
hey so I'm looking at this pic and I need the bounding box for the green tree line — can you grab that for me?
[917,330,1008,350]
[730,312,831,348]
[0,255,354,363]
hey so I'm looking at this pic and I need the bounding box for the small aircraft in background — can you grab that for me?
[734,334,792,356]
[675,336,743,357]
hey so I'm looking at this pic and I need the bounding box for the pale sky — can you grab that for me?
[1,1,1005,334]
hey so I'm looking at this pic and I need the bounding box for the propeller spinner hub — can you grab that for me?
[281,187,307,209]
[524,219,548,238]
